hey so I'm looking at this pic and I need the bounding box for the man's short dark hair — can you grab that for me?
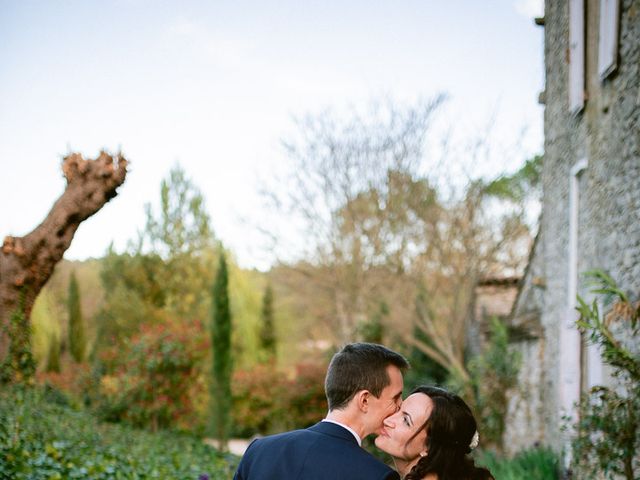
[324,342,409,411]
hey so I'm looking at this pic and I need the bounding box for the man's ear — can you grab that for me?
[355,390,370,412]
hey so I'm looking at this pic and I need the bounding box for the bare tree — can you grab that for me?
[263,97,535,378]
[0,151,128,379]
[409,157,540,387]
[262,96,446,344]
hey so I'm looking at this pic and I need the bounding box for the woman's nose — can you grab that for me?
[383,417,396,428]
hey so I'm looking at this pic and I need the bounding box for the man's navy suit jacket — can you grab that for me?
[233,421,400,480]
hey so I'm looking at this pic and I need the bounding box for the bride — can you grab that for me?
[375,386,494,480]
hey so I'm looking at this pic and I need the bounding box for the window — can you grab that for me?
[598,0,620,79]
[569,0,585,114]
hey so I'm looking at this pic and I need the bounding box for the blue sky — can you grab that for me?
[0,0,544,269]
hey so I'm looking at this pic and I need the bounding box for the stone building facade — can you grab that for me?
[503,0,640,458]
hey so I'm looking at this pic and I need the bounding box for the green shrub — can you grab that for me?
[94,320,209,431]
[0,386,237,479]
[231,364,289,436]
[231,361,328,437]
[284,362,328,429]
[477,446,560,480]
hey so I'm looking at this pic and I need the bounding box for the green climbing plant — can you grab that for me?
[571,270,639,480]
[0,291,35,385]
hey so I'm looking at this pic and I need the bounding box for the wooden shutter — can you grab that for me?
[569,0,585,114]
[598,0,621,79]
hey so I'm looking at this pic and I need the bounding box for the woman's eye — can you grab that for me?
[403,417,410,427]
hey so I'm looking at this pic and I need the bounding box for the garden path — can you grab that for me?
[204,438,251,456]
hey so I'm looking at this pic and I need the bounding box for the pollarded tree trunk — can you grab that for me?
[0,151,128,378]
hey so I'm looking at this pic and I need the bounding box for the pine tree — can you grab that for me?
[67,271,86,363]
[210,252,232,450]
[259,284,277,362]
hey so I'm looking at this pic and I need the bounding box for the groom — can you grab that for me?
[233,343,408,480]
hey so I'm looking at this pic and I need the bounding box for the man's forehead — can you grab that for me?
[387,364,403,380]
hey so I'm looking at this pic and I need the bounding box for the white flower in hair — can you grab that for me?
[469,431,480,450]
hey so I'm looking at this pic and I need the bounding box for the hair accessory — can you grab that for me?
[469,431,480,450]
[419,451,427,458]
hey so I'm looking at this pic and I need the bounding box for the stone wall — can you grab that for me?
[540,0,576,450]
[504,337,545,455]
[504,231,546,454]
[509,0,640,454]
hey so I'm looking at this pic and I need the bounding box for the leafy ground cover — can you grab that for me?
[0,386,238,479]
[0,384,561,480]
[478,446,561,480]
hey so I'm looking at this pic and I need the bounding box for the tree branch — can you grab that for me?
[1,151,128,365]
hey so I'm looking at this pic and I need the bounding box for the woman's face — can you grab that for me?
[375,392,433,461]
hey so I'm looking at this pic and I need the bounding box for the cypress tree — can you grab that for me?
[67,271,86,362]
[210,252,232,450]
[46,333,61,373]
[259,284,276,362]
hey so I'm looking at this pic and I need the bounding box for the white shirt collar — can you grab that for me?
[321,418,362,446]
